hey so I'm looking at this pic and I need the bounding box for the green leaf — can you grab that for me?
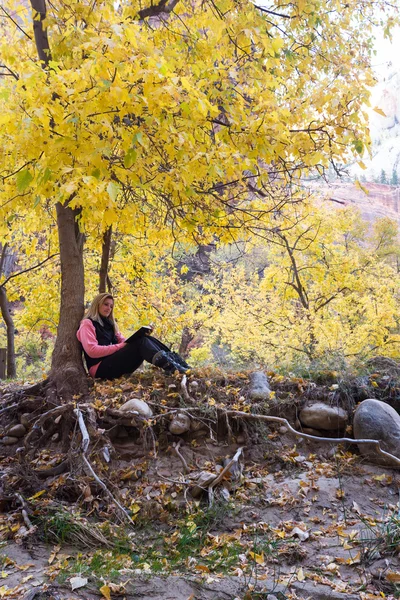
[353,139,363,155]
[107,181,120,201]
[132,132,144,147]
[42,168,52,184]
[92,168,101,179]
[124,148,137,168]
[34,195,40,208]
[16,168,33,192]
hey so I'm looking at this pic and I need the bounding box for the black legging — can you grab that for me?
[95,335,170,380]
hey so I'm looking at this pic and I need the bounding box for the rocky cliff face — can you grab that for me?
[309,181,400,225]
[352,59,400,183]
[321,54,400,224]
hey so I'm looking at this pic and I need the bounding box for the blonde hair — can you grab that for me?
[84,293,118,331]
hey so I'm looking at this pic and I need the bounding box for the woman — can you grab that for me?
[76,293,190,379]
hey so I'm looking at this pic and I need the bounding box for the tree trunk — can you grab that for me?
[0,286,16,378]
[99,226,112,293]
[50,202,88,399]
[30,0,52,67]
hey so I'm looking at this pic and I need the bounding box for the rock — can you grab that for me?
[279,426,288,434]
[353,399,400,466]
[190,420,204,432]
[119,398,153,417]
[1,436,19,445]
[302,427,326,437]
[294,455,306,463]
[7,424,26,438]
[20,413,31,428]
[169,413,191,435]
[190,471,216,498]
[299,402,348,431]
[249,371,271,401]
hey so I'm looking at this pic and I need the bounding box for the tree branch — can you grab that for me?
[0,253,58,288]
[138,0,180,19]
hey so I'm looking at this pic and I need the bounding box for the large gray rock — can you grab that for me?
[249,371,271,401]
[353,399,400,466]
[299,402,348,431]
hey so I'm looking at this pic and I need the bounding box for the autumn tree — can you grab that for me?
[0,0,397,397]
[200,204,400,372]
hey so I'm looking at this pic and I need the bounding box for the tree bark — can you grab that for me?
[50,202,88,399]
[30,0,51,67]
[0,287,16,378]
[99,226,112,293]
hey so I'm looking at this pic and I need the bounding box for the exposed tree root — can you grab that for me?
[224,410,400,467]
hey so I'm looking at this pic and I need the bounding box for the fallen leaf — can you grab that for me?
[386,571,400,583]
[195,565,210,573]
[99,584,111,600]
[70,576,88,591]
[291,527,309,541]
[248,551,264,565]
[297,567,305,581]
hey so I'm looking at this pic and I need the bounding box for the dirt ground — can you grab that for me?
[1,432,400,600]
[1,370,400,600]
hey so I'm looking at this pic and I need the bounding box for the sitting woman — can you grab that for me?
[77,293,190,380]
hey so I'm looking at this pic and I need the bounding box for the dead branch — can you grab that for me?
[225,410,400,467]
[173,439,190,473]
[180,374,194,403]
[16,493,36,533]
[74,407,136,527]
[208,447,243,506]
[74,407,89,453]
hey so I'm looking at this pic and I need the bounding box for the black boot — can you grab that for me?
[152,350,191,374]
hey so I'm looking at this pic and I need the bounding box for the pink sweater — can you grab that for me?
[76,319,126,377]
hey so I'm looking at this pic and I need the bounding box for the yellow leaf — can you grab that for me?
[354,180,369,195]
[130,503,141,515]
[297,566,305,581]
[99,585,111,600]
[249,551,264,565]
[358,161,367,170]
[28,490,46,500]
[386,571,400,583]
[195,565,210,573]
[373,106,387,117]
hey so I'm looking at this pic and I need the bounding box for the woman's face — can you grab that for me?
[99,297,114,318]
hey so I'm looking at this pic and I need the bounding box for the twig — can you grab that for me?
[16,494,36,533]
[224,410,400,467]
[74,407,136,527]
[173,439,190,473]
[208,447,243,506]
[0,402,19,416]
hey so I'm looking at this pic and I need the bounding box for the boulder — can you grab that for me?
[7,424,26,438]
[169,413,191,435]
[299,402,348,431]
[119,399,153,417]
[0,436,19,445]
[249,371,271,401]
[353,399,400,466]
